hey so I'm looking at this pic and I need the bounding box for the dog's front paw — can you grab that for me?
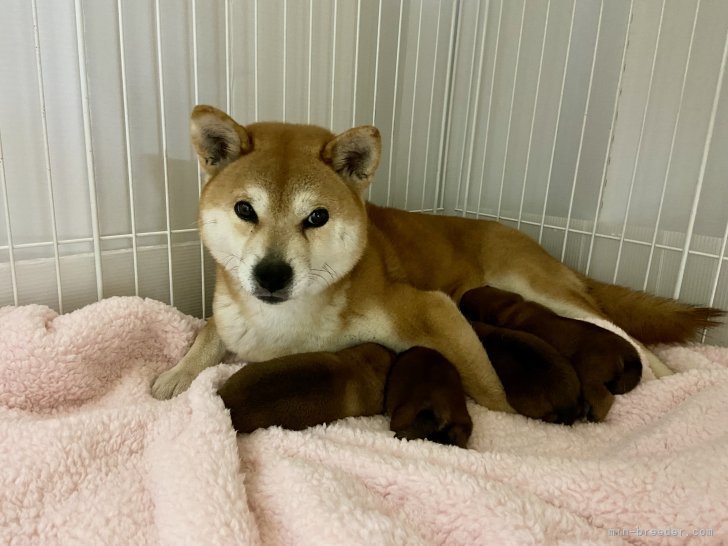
[151,367,195,400]
[471,322,583,424]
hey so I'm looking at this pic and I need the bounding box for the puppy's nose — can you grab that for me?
[253,257,293,293]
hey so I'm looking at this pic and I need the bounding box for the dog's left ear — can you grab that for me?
[322,126,381,193]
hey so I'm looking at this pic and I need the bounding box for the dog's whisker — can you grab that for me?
[308,272,329,286]
[324,263,339,279]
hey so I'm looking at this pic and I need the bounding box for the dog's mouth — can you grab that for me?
[253,291,289,305]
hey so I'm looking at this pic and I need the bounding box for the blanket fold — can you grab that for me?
[1,297,726,545]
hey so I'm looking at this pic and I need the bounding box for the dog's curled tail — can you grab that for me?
[583,277,724,345]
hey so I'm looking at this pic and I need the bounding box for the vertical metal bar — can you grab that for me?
[475,0,503,220]
[117,0,140,297]
[75,2,107,304]
[33,0,65,311]
[191,0,206,318]
[154,0,175,306]
[612,0,666,283]
[307,0,313,124]
[461,0,491,218]
[538,0,576,244]
[254,0,259,121]
[283,0,287,121]
[371,0,382,126]
[708,231,728,308]
[454,0,484,213]
[329,0,338,129]
[225,0,231,114]
[420,0,443,213]
[352,0,361,127]
[369,0,383,202]
[434,0,461,213]
[517,1,551,229]
[495,0,527,221]
[708,227,728,307]
[0,130,18,305]
[673,30,728,300]
[585,0,635,276]
[559,1,604,262]
[386,0,405,206]
[642,1,700,291]
[404,0,424,210]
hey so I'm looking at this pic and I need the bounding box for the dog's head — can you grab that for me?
[191,105,380,304]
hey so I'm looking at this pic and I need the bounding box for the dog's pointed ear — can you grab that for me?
[190,105,252,178]
[322,126,381,192]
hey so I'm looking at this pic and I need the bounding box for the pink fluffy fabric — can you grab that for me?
[1,297,726,545]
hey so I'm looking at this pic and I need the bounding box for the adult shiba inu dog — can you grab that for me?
[151,104,722,422]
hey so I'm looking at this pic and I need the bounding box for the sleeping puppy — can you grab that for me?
[470,322,583,424]
[218,343,394,434]
[460,286,642,421]
[218,343,473,447]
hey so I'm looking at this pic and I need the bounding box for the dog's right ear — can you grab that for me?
[190,105,252,178]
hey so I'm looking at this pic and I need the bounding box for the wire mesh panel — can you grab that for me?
[0,0,457,318]
[0,0,726,344]
[444,0,728,345]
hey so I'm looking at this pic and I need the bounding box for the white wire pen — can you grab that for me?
[559,1,604,262]
[674,29,728,300]
[0,129,18,305]
[612,0,666,284]
[538,0,576,244]
[516,1,551,230]
[494,0,527,222]
[153,0,175,306]
[117,0,140,298]
[35,0,66,311]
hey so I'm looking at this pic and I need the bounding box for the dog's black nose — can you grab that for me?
[253,257,293,293]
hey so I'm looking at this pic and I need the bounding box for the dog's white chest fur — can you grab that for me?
[214,288,356,361]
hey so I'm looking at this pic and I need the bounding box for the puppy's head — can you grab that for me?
[190,105,380,304]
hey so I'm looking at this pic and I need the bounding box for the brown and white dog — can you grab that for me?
[152,105,722,426]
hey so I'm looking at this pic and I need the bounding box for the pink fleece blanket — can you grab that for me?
[1,297,726,545]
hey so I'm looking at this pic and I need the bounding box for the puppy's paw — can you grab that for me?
[386,347,473,448]
[390,406,473,449]
[574,333,643,421]
[471,322,583,425]
[151,367,195,400]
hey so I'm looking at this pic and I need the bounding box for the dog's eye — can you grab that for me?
[234,201,257,223]
[304,208,329,228]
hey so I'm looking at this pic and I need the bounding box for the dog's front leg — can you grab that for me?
[383,286,515,413]
[151,317,227,399]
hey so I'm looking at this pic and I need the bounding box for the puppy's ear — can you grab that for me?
[322,126,381,193]
[190,105,252,178]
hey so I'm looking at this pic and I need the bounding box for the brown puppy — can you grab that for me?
[386,347,472,448]
[470,322,583,424]
[461,286,642,421]
[219,343,472,447]
[218,343,395,434]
